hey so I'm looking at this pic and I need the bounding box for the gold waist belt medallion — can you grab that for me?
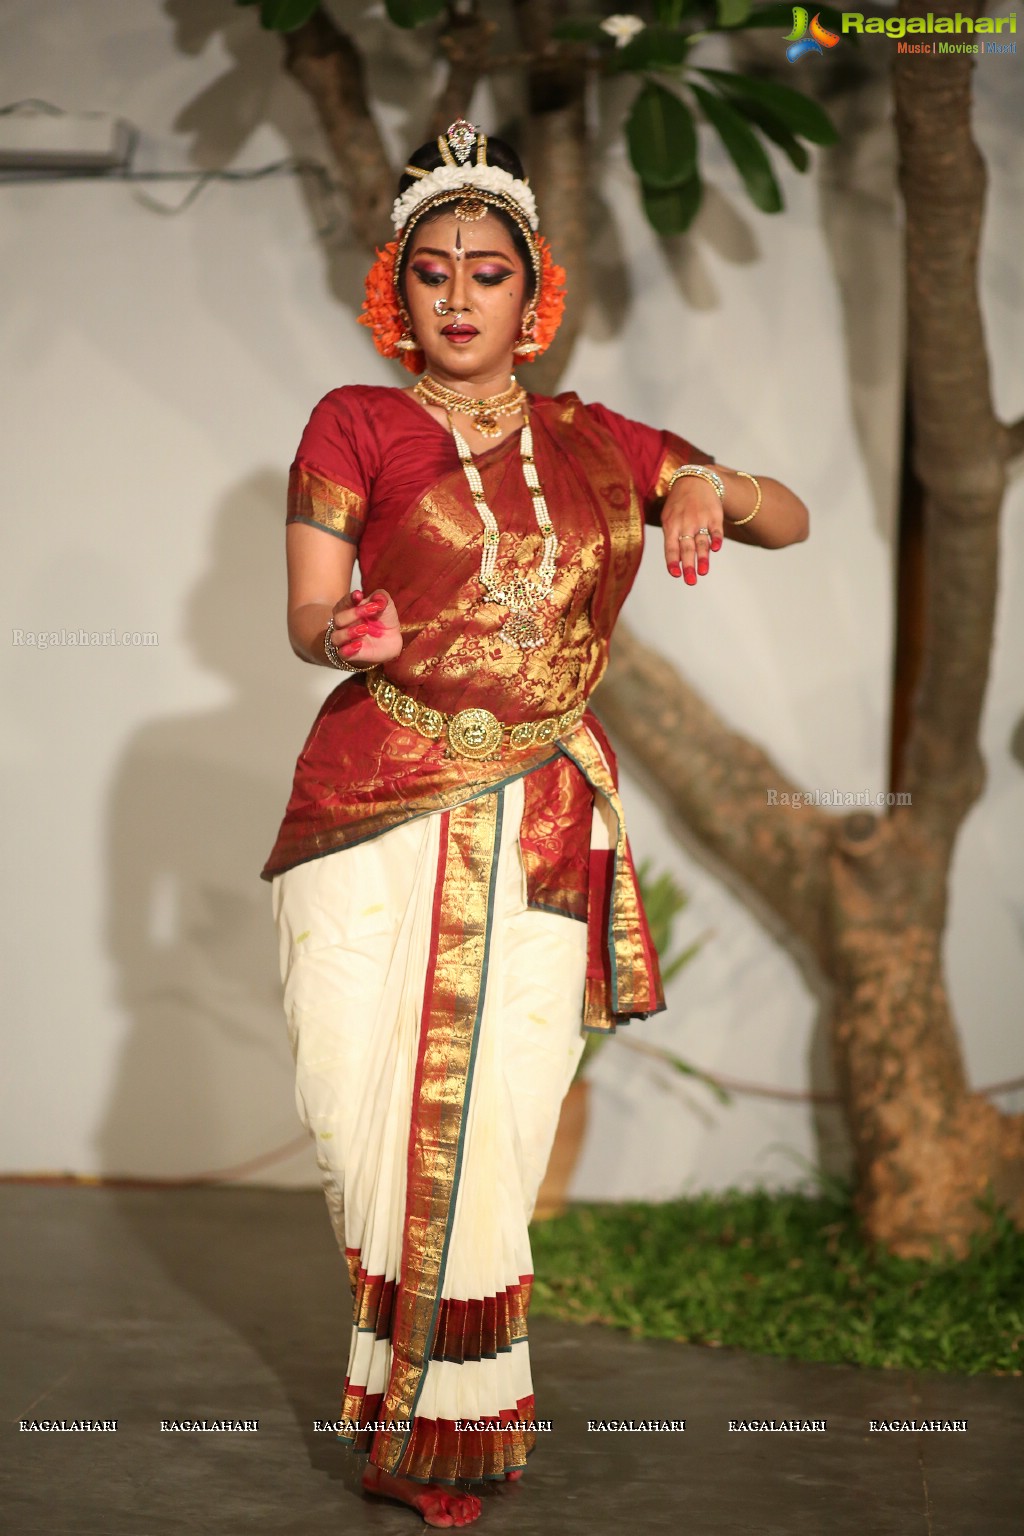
[365,666,586,761]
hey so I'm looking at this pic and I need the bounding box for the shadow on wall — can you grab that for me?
[96,471,325,1181]
[617,756,854,1190]
[161,0,443,313]
[731,30,903,543]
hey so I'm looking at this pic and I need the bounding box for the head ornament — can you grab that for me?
[390,122,540,234]
[358,120,566,374]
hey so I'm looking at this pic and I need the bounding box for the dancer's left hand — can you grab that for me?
[661,480,723,585]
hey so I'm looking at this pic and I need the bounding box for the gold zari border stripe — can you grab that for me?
[372,792,503,1475]
[286,463,366,544]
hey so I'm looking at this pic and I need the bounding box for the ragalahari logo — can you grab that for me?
[786,7,841,61]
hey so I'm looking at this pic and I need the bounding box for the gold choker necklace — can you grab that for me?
[415,374,526,438]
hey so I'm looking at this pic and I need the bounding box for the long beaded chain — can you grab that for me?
[449,405,559,650]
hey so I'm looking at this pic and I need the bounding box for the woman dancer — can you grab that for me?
[262,121,808,1528]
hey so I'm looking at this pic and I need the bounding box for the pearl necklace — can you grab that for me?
[449,406,559,651]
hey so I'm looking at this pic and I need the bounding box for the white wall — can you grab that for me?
[2,1,1020,1195]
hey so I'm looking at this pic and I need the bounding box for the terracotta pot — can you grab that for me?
[532,1078,590,1221]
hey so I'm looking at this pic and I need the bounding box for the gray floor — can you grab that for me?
[2,1186,1019,1535]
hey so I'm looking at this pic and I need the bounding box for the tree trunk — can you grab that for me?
[428,7,498,140]
[825,816,1024,1257]
[512,0,590,393]
[589,0,1024,1258]
[283,7,394,249]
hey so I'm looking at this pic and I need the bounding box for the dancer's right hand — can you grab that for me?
[330,587,403,667]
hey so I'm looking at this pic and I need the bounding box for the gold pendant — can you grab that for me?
[498,610,545,649]
[473,411,501,438]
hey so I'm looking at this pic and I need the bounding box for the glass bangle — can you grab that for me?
[667,465,726,500]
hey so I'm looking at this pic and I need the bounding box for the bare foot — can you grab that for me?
[504,1468,524,1481]
[362,1461,483,1527]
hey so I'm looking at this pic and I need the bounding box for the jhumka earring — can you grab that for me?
[395,306,419,352]
[512,309,540,358]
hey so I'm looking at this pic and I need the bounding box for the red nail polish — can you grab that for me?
[697,559,709,575]
[668,563,682,577]
[340,641,362,656]
[351,589,363,603]
[711,537,722,552]
[684,568,697,586]
[349,623,367,637]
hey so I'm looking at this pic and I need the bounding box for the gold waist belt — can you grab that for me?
[366,666,587,761]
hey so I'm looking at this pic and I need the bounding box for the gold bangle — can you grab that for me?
[324,615,371,672]
[725,471,761,526]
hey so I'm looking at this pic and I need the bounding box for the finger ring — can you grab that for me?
[697,527,711,537]
[680,533,695,541]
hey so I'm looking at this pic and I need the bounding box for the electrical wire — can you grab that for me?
[0,96,339,224]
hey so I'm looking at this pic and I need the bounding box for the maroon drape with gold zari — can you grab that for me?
[262,384,712,1030]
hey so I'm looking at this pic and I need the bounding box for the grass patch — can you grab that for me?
[529,1188,1024,1375]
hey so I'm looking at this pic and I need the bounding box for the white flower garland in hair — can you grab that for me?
[391,163,539,233]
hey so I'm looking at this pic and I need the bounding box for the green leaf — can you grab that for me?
[654,0,699,22]
[728,96,810,172]
[718,0,795,26]
[662,937,704,983]
[718,1,847,34]
[641,176,703,236]
[697,67,839,145]
[384,0,447,28]
[551,18,610,44]
[716,0,752,26]
[627,83,697,190]
[613,24,692,71]
[690,83,783,213]
[258,0,319,30]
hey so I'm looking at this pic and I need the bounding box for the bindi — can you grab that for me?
[454,229,464,261]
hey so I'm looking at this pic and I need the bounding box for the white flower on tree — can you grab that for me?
[600,14,646,48]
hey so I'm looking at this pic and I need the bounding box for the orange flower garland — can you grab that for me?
[530,236,567,360]
[358,229,566,374]
[358,238,425,375]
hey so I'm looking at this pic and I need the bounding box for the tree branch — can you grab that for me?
[594,624,835,965]
[428,4,498,140]
[283,6,393,249]
[892,1,1003,840]
[1003,414,1024,464]
[513,0,589,390]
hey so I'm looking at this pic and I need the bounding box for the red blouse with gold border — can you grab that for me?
[261,385,712,1028]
